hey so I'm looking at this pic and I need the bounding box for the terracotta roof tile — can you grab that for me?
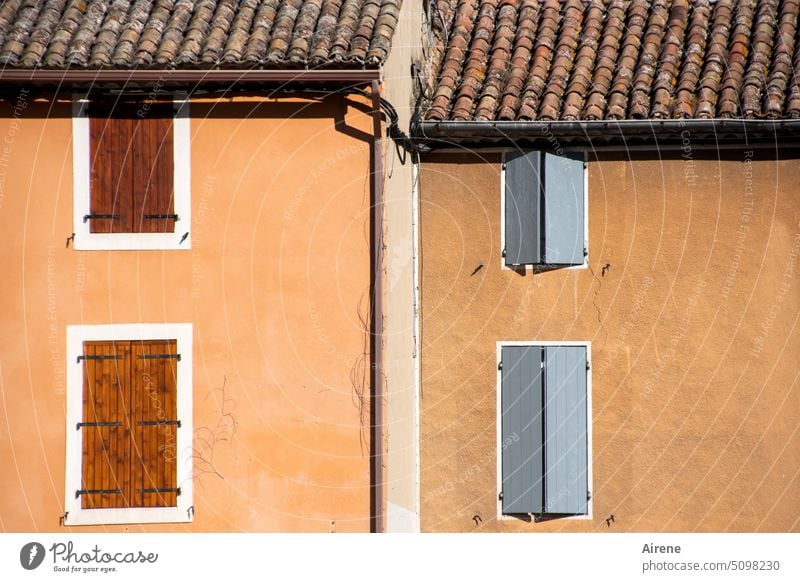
[0,0,400,68]
[425,0,800,121]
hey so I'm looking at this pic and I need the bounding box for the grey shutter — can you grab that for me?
[501,346,544,514]
[543,152,585,265]
[505,151,542,266]
[544,346,588,514]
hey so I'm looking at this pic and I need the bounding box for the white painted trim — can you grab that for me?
[495,340,593,522]
[500,151,589,271]
[71,94,192,250]
[64,323,193,526]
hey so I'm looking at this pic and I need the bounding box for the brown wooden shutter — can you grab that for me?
[79,341,129,509]
[89,101,175,234]
[131,340,179,508]
[132,104,175,233]
[89,105,134,233]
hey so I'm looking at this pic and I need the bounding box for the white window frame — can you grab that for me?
[495,340,593,521]
[499,151,589,270]
[64,323,193,526]
[71,93,191,250]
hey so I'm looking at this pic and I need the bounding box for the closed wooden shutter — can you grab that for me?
[78,339,179,510]
[131,340,179,508]
[132,104,175,233]
[88,101,175,234]
[89,105,134,233]
[79,341,129,509]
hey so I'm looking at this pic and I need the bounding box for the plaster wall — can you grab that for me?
[0,93,373,532]
[419,149,800,532]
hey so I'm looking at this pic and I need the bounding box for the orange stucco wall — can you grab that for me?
[0,92,373,532]
[419,149,800,532]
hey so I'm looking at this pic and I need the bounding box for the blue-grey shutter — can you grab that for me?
[501,346,544,514]
[544,346,588,514]
[505,151,542,266]
[543,152,585,265]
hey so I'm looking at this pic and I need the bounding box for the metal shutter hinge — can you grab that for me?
[498,361,502,370]
[498,491,503,501]
[83,214,119,222]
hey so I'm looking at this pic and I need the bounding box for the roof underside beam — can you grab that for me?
[0,68,381,88]
[417,119,800,149]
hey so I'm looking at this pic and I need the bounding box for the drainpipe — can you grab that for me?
[370,79,385,533]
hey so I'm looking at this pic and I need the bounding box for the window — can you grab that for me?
[503,150,586,267]
[498,343,590,517]
[72,95,191,250]
[64,324,192,525]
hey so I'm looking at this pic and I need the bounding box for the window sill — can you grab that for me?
[73,231,191,251]
[64,506,192,526]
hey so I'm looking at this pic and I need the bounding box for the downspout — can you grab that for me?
[370,79,385,533]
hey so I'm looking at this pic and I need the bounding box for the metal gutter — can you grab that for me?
[0,68,381,86]
[417,118,800,147]
[369,79,385,533]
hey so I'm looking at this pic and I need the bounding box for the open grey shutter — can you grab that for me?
[543,152,585,265]
[544,346,588,514]
[505,151,542,266]
[501,346,544,514]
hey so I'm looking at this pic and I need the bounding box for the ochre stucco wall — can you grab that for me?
[419,149,800,532]
[0,93,372,532]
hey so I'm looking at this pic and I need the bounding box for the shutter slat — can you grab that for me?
[131,340,179,508]
[544,346,588,514]
[543,152,585,265]
[501,346,544,514]
[80,343,94,508]
[80,341,127,509]
[89,112,114,234]
[134,104,175,233]
[119,341,132,508]
[505,151,542,266]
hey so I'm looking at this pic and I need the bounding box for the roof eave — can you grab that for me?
[0,67,382,88]
[416,119,800,149]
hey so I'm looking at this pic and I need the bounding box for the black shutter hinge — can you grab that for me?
[138,420,182,427]
[498,361,502,370]
[77,421,122,430]
[138,487,181,495]
[501,248,507,258]
[83,214,119,223]
[136,353,181,361]
[76,489,121,498]
[143,214,179,221]
[77,354,124,364]
[498,491,504,501]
